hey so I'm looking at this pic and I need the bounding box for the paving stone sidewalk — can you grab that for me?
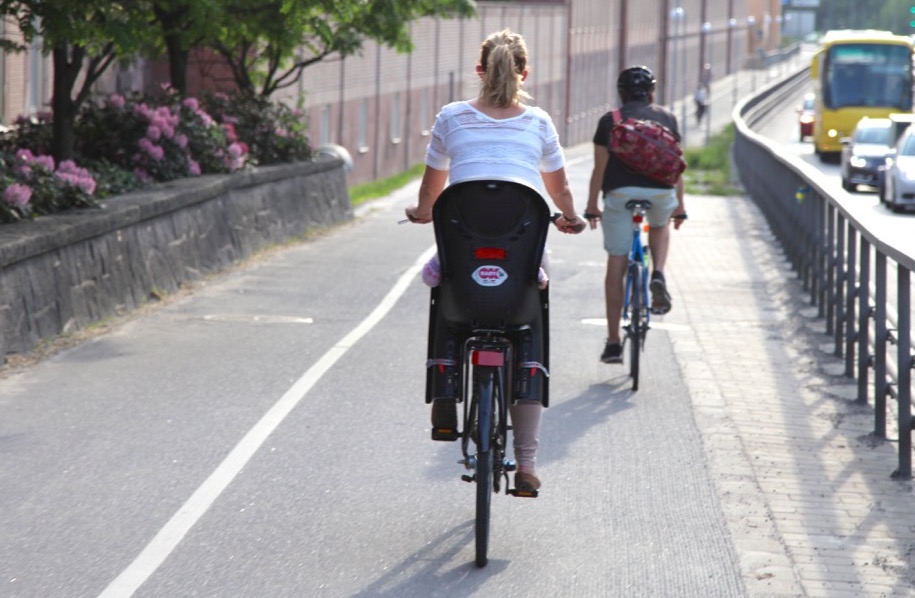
[666,190,915,597]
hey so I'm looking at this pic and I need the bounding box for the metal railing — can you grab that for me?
[733,70,915,478]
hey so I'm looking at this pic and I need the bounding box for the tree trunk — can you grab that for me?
[51,44,80,163]
[166,34,189,94]
[154,5,190,95]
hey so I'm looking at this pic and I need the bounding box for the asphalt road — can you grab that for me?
[0,134,757,597]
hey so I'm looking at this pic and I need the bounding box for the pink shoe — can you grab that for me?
[422,256,441,287]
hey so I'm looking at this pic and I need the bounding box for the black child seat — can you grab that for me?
[425,180,551,409]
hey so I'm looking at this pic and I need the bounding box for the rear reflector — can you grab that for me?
[471,350,505,367]
[474,247,506,260]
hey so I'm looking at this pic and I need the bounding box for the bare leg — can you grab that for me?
[648,222,671,273]
[605,254,628,343]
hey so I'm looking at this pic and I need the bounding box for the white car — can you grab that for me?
[881,128,915,212]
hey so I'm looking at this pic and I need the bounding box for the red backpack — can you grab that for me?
[608,108,686,186]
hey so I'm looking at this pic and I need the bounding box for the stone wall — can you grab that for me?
[0,158,352,361]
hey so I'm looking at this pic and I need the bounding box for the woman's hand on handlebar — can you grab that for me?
[404,205,432,224]
[552,213,587,234]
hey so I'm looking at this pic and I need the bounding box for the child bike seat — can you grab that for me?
[432,180,551,330]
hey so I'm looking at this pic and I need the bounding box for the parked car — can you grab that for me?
[881,126,915,212]
[797,93,815,141]
[840,117,894,192]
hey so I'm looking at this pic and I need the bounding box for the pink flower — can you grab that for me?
[195,110,213,128]
[15,148,34,163]
[134,103,153,120]
[146,124,162,141]
[174,134,188,149]
[182,97,199,111]
[34,155,55,171]
[107,94,126,109]
[187,159,201,176]
[222,123,237,142]
[134,167,152,183]
[228,142,244,158]
[3,183,32,208]
[138,138,164,160]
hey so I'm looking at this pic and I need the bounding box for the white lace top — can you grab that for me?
[425,101,565,193]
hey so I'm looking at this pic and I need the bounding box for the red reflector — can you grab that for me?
[471,350,505,367]
[474,247,506,260]
[633,214,644,224]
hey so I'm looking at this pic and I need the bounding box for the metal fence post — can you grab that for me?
[834,213,846,357]
[896,266,912,479]
[825,204,835,330]
[875,252,887,438]
[845,224,857,377]
[857,238,871,403]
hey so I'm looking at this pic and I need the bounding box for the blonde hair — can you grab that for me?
[478,29,531,108]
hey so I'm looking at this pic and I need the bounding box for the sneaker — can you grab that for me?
[431,398,459,441]
[600,341,623,364]
[650,271,672,315]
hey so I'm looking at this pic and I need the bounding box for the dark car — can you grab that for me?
[797,93,815,141]
[840,117,894,192]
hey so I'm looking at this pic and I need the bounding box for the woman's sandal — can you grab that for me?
[515,470,541,491]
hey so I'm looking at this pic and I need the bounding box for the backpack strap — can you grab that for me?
[611,108,622,124]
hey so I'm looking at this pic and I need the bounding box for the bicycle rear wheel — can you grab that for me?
[628,262,642,391]
[474,370,494,567]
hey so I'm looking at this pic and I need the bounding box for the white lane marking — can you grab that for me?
[581,317,690,332]
[98,243,438,598]
[201,314,315,324]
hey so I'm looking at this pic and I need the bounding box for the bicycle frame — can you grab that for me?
[622,200,652,390]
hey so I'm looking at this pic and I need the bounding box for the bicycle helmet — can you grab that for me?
[617,66,656,98]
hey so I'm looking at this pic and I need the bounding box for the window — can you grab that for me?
[391,92,401,144]
[26,32,46,115]
[358,98,368,153]
[320,105,331,145]
[420,90,430,136]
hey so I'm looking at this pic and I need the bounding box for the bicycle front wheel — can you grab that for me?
[474,370,494,567]
[628,262,642,391]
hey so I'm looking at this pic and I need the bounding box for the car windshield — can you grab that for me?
[856,126,891,145]
[902,135,915,156]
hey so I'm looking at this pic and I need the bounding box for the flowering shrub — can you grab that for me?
[201,92,311,166]
[0,88,312,225]
[0,149,100,223]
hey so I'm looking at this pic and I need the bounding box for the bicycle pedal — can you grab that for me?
[508,488,539,498]
[461,474,475,483]
[431,427,460,441]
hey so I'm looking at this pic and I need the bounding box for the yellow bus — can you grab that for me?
[810,30,914,159]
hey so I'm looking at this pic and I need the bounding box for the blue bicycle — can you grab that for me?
[621,199,653,391]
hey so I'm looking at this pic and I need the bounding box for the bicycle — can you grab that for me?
[586,199,653,391]
[621,199,652,391]
[424,180,562,567]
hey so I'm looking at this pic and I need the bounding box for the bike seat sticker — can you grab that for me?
[472,265,508,286]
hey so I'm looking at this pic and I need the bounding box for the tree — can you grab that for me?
[0,1,149,161]
[148,0,223,95]
[211,0,477,97]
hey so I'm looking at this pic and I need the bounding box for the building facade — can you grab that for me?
[0,0,783,185]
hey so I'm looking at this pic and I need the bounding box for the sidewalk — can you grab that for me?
[663,58,915,597]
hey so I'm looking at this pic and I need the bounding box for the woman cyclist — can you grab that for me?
[405,28,585,492]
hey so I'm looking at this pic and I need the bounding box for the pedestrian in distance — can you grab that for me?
[405,28,585,492]
[694,83,709,125]
[584,65,688,365]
